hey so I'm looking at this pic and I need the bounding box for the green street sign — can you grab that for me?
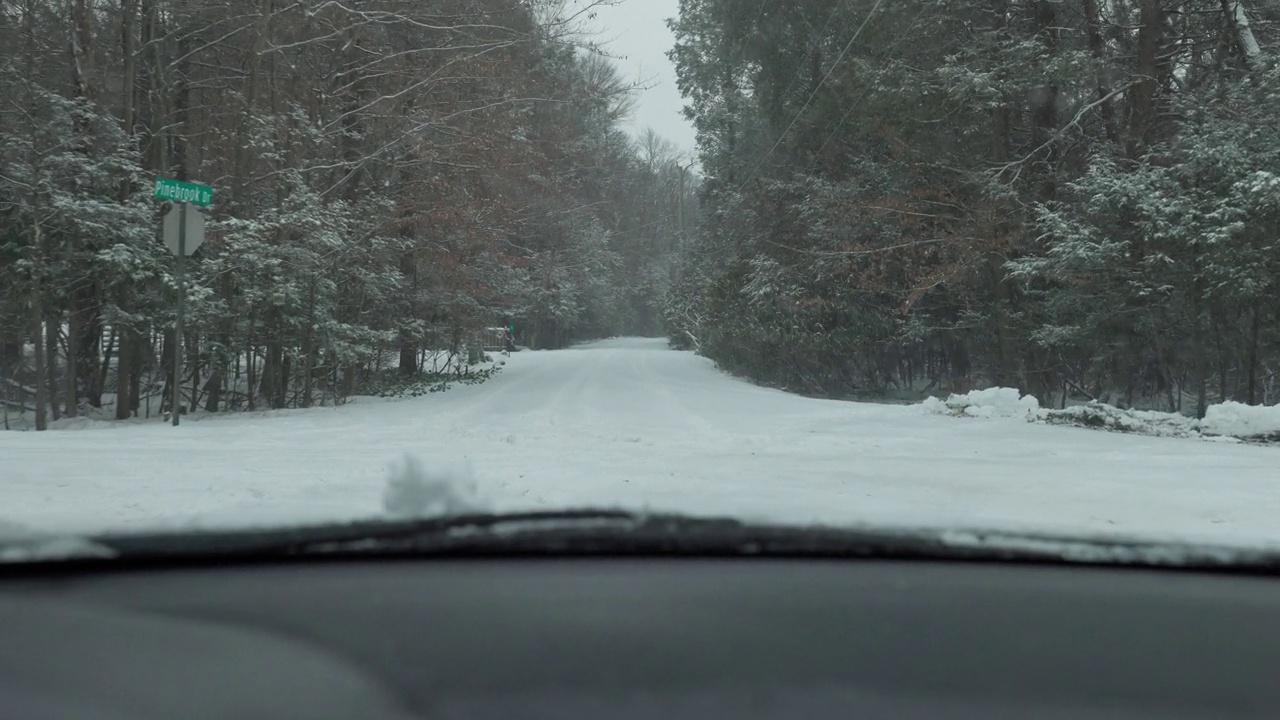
[154,177,213,206]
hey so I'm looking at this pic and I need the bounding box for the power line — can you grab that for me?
[762,0,850,116]
[735,0,886,193]
[812,1,928,161]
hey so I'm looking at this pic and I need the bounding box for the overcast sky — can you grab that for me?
[582,0,697,155]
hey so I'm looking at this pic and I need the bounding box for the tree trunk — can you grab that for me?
[342,363,357,399]
[1191,314,1210,418]
[120,0,137,148]
[116,328,134,419]
[399,252,419,376]
[275,353,291,409]
[68,0,104,410]
[172,27,192,180]
[23,0,45,431]
[64,304,78,417]
[1083,0,1121,145]
[1030,1,1061,198]
[303,281,317,408]
[159,329,175,415]
[140,0,167,173]
[260,340,291,410]
[339,15,367,200]
[32,311,46,432]
[992,272,1024,391]
[987,0,1024,391]
[188,330,200,411]
[399,340,419,376]
[129,329,144,414]
[261,341,281,406]
[1247,307,1259,404]
[46,315,60,421]
[113,0,137,421]
[122,331,139,417]
[1196,374,1208,419]
[72,282,103,407]
[990,0,1013,166]
[1219,358,1228,404]
[204,364,224,412]
[1222,0,1262,69]
[0,338,19,387]
[70,0,94,99]
[1128,0,1163,157]
[99,327,116,401]
[205,278,236,412]
[247,344,258,412]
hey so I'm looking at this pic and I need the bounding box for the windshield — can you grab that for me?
[1,0,1277,552]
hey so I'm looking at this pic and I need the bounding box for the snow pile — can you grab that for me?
[382,454,488,519]
[1200,402,1280,440]
[921,387,1040,419]
[1042,401,1279,442]
[1042,403,1200,438]
[923,389,1279,443]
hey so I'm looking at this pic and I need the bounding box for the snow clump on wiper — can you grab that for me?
[382,454,488,519]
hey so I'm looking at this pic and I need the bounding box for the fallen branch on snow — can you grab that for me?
[1,398,36,412]
[3,376,36,394]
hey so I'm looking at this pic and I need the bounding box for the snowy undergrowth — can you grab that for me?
[922,388,1280,443]
[2,358,506,431]
[1041,403,1202,439]
[370,361,504,399]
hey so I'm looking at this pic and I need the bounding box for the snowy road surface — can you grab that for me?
[2,337,1279,546]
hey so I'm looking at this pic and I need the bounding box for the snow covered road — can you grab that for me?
[2,337,1278,547]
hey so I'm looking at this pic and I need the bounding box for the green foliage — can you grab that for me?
[370,365,503,399]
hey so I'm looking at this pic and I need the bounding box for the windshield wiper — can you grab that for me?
[58,509,1280,574]
[92,509,646,561]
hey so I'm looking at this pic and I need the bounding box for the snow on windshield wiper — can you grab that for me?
[0,521,116,563]
[88,509,647,561]
[41,510,1280,574]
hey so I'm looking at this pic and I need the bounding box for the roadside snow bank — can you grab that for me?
[921,387,1040,419]
[1042,403,1200,438]
[1201,402,1280,440]
[921,388,1280,443]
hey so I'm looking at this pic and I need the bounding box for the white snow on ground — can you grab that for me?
[1,338,1279,550]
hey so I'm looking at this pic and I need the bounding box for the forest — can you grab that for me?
[0,0,693,429]
[5,0,1279,431]
[665,0,1280,415]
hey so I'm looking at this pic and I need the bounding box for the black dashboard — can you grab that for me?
[3,558,1280,719]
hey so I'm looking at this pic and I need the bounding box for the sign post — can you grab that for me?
[156,178,213,426]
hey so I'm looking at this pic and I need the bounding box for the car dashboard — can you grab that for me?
[2,558,1279,719]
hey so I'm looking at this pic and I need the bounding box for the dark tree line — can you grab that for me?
[666,0,1280,414]
[0,0,694,429]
